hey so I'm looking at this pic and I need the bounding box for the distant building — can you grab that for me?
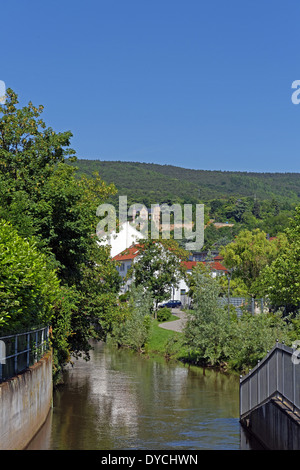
[112,242,228,300]
[172,259,228,306]
[98,221,144,258]
[113,244,142,292]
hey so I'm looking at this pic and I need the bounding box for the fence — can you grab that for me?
[240,341,300,419]
[219,297,268,317]
[0,326,50,382]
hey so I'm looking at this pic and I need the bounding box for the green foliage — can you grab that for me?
[0,89,75,197]
[0,89,121,379]
[157,307,172,322]
[0,219,60,332]
[74,160,298,252]
[261,207,300,310]
[182,264,293,372]
[112,285,153,352]
[50,285,80,379]
[225,312,291,372]
[74,160,300,206]
[184,268,230,366]
[130,239,184,314]
[220,228,287,297]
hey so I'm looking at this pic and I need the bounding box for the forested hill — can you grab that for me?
[74,159,300,206]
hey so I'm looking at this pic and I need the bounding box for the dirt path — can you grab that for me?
[158,308,188,333]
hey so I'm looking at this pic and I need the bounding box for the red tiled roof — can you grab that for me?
[114,246,228,272]
[207,261,227,272]
[182,261,198,270]
[113,244,143,261]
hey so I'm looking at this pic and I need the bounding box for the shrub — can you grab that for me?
[0,219,60,333]
[157,307,172,322]
[225,311,291,372]
[112,285,153,352]
[184,268,230,366]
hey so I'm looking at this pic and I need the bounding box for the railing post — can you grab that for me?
[276,339,279,398]
[41,328,44,356]
[267,350,270,398]
[27,332,30,367]
[14,335,18,374]
[0,340,5,382]
[35,330,38,362]
[293,350,296,413]
[257,360,260,405]
[282,341,285,398]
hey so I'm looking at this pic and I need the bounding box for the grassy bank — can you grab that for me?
[146,315,187,361]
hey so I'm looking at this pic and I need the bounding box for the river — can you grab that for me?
[27,340,262,451]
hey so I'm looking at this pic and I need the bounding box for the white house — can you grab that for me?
[98,221,144,258]
[113,244,142,293]
[172,260,228,306]
[112,239,228,302]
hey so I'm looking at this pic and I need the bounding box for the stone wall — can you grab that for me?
[0,350,52,450]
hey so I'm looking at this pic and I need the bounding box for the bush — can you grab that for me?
[51,285,80,380]
[0,219,60,333]
[184,268,230,366]
[225,311,291,372]
[112,285,153,352]
[157,307,172,322]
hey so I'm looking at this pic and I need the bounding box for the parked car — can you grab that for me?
[159,300,182,309]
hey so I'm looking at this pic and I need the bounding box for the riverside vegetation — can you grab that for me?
[0,89,299,383]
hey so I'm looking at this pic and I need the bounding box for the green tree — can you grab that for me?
[261,206,300,310]
[0,89,121,378]
[0,220,60,332]
[130,239,184,317]
[225,312,290,372]
[0,88,117,284]
[184,266,229,366]
[0,89,75,194]
[220,228,287,297]
[112,285,153,352]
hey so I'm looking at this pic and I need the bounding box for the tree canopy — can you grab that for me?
[130,239,185,315]
[0,89,121,380]
[261,207,300,311]
[220,228,287,297]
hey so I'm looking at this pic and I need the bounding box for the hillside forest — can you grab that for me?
[74,159,299,250]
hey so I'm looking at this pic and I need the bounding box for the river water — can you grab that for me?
[27,340,262,451]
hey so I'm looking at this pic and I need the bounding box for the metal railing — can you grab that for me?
[240,341,300,419]
[0,326,50,382]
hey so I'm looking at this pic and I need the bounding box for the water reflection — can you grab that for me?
[27,341,261,450]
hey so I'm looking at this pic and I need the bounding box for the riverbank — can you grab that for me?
[147,308,239,376]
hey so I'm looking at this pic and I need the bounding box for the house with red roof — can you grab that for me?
[113,242,228,300]
[112,244,143,292]
[181,259,227,276]
[174,259,227,305]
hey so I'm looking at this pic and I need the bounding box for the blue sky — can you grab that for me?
[1,0,300,172]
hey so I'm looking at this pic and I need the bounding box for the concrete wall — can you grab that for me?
[240,398,300,450]
[0,350,53,450]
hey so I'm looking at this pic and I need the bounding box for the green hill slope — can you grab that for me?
[74,159,300,206]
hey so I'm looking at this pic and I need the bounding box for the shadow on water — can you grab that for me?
[27,340,263,450]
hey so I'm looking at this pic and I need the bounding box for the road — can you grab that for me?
[158,308,188,333]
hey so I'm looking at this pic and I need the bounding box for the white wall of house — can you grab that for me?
[98,221,144,258]
[116,259,134,293]
[171,268,225,306]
